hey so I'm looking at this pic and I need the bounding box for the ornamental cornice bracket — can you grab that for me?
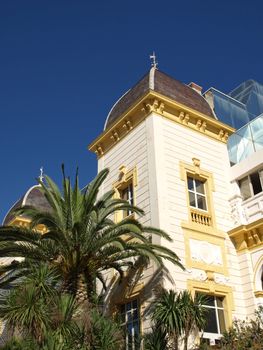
[218,129,229,142]
[201,121,207,131]
[192,157,201,175]
[196,119,202,130]
[141,99,165,115]
[158,102,165,114]
[195,119,206,131]
[118,165,128,182]
[179,111,190,125]
[95,144,104,156]
[123,119,133,132]
[229,225,263,252]
[110,129,120,143]
[223,132,229,142]
[246,228,263,247]
[206,270,215,282]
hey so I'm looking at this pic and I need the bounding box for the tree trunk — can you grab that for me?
[172,332,179,350]
[183,330,190,350]
[60,272,93,345]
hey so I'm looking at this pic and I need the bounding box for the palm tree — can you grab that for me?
[0,263,58,342]
[0,262,123,349]
[152,289,183,350]
[144,323,168,350]
[179,291,207,350]
[0,167,183,306]
[151,289,208,350]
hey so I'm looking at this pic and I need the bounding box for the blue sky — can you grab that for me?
[0,0,262,221]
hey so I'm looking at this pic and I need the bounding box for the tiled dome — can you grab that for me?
[104,68,215,130]
[3,185,50,225]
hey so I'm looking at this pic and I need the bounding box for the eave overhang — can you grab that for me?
[88,91,235,158]
[228,218,263,253]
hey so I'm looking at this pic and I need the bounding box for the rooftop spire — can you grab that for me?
[39,166,44,182]
[150,51,158,69]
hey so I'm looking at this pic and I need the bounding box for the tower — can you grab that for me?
[89,66,242,346]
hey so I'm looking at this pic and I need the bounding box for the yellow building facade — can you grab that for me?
[89,67,263,347]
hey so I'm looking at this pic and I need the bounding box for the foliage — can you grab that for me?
[90,308,124,350]
[0,263,59,341]
[180,291,208,350]
[0,268,124,349]
[144,323,169,350]
[0,167,186,348]
[0,338,38,350]
[150,289,207,350]
[195,306,263,350]
[0,167,183,305]
[220,306,263,350]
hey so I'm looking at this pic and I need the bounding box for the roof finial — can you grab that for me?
[150,51,158,69]
[39,166,44,182]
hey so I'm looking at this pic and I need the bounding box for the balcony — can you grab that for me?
[190,208,212,226]
[230,192,263,226]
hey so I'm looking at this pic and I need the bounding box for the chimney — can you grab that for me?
[188,82,202,95]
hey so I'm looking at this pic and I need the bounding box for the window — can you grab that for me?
[187,176,207,211]
[239,170,263,200]
[113,165,137,222]
[120,183,134,218]
[198,294,226,341]
[120,299,140,350]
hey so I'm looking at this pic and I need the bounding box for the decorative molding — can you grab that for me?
[142,98,165,115]
[187,268,207,282]
[110,129,120,143]
[218,129,229,142]
[112,165,138,222]
[254,291,263,298]
[187,279,235,329]
[228,218,263,252]
[183,225,229,275]
[230,197,247,226]
[214,273,230,285]
[123,119,133,131]
[188,269,230,285]
[8,216,47,234]
[190,239,223,266]
[179,111,190,124]
[179,160,216,228]
[192,157,201,168]
[201,121,206,132]
[95,144,104,156]
[89,91,235,158]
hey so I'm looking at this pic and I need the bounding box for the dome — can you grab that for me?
[3,185,50,225]
[104,68,215,130]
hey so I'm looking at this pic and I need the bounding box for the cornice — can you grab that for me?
[88,91,235,158]
[228,218,263,253]
[8,216,47,233]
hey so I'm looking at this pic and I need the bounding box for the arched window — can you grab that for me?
[261,266,263,290]
[254,259,263,292]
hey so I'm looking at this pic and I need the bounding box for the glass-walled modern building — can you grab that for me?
[204,79,263,130]
[227,114,263,165]
[203,79,263,165]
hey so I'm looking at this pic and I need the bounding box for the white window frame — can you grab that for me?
[239,169,263,200]
[201,295,226,342]
[120,299,140,350]
[120,183,134,218]
[187,176,207,211]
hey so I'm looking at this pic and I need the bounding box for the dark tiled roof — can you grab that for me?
[104,69,215,130]
[3,185,50,225]
[3,198,23,226]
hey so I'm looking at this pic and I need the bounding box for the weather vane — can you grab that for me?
[150,51,158,68]
[39,166,44,182]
